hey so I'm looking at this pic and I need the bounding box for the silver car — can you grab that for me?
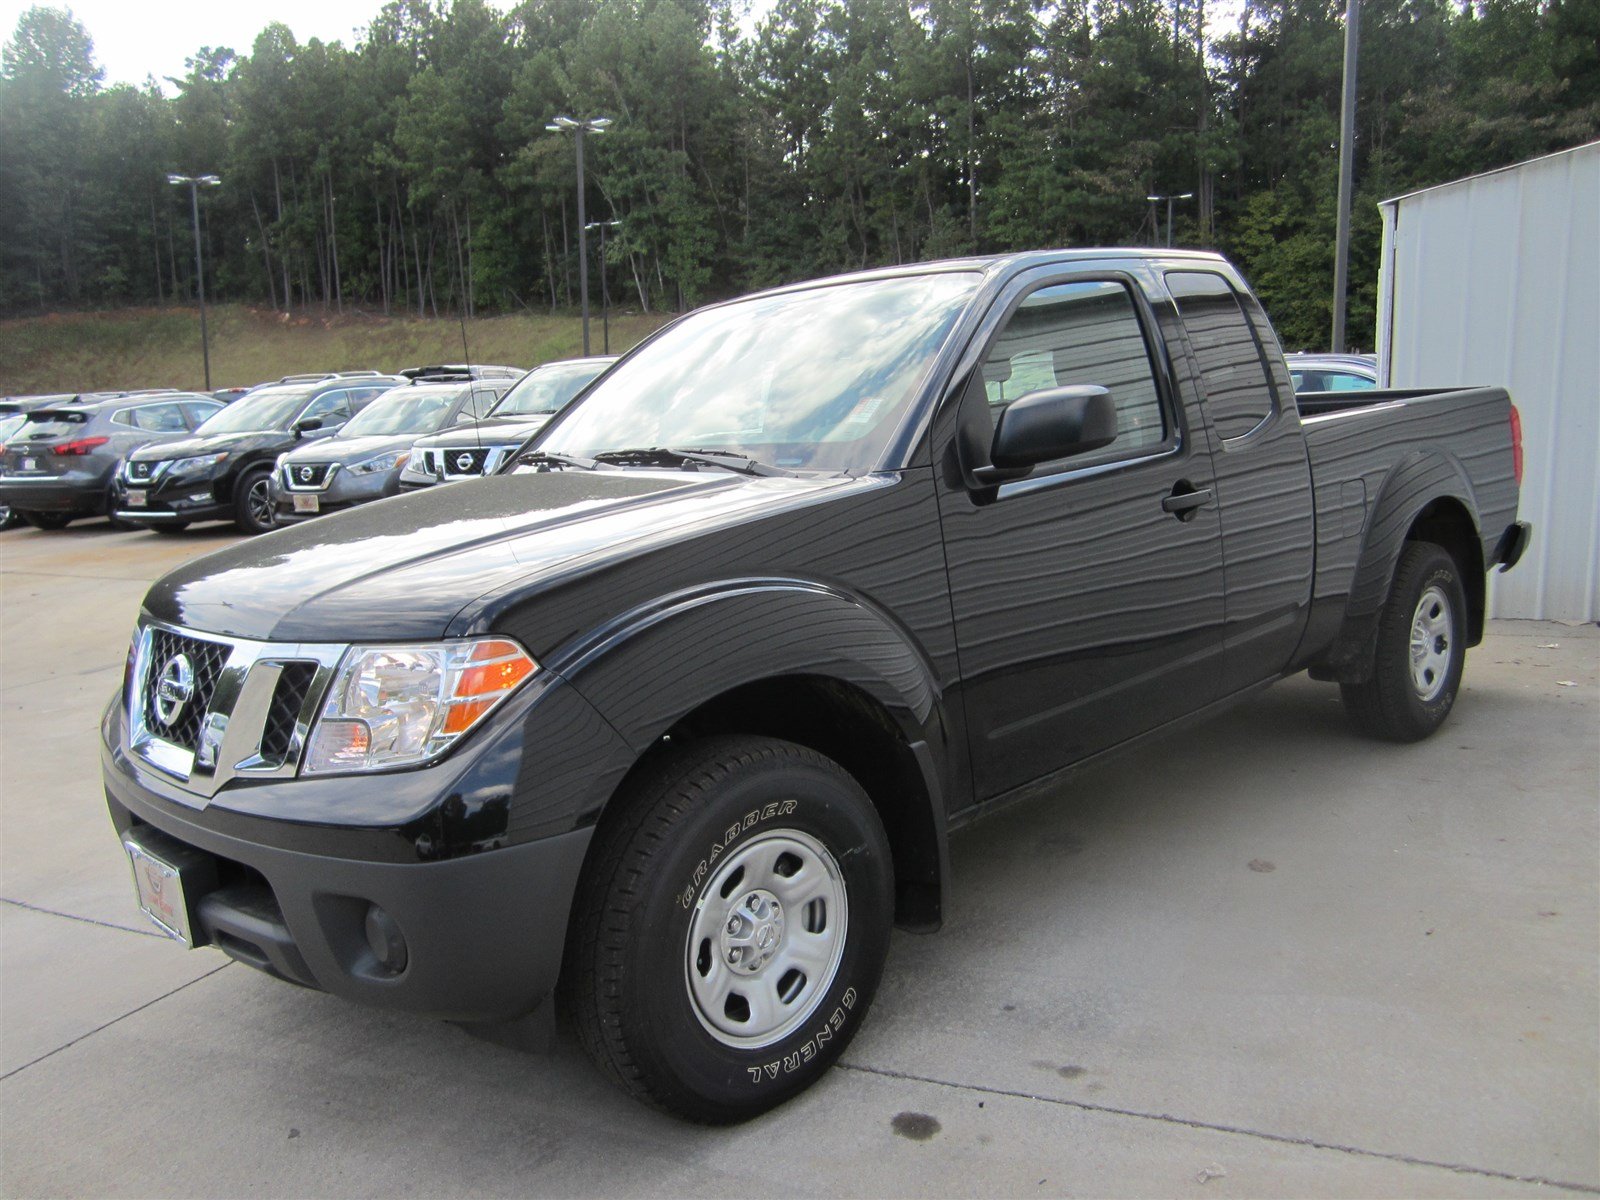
[270,378,513,523]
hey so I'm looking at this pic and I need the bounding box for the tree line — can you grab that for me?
[1,0,1594,350]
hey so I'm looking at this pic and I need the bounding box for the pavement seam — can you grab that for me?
[835,1061,1600,1195]
[0,963,232,1084]
[0,896,165,939]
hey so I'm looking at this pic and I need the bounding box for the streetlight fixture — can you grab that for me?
[584,219,621,354]
[545,116,612,355]
[168,173,222,390]
[1146,192,1195,249]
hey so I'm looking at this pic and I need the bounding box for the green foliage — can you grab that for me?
[0,0,1594,354]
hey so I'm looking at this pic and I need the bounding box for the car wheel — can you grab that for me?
[0,504,19,530]
[19,511,72,530]
[564,735,893,1124]
[233,468,276,535]
[1341,541,1467,742]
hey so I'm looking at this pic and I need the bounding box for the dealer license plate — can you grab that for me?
[20,456,37,472]
[292,493,320,513]
[126,489,147,507]
[125,838,192,944]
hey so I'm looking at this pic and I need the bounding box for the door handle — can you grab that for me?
[1161,480,1213,521]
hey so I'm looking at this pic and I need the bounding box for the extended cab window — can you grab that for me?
[980,279,1167,457]
[1166,270,1278,441]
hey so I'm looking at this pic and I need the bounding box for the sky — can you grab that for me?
[0,0,514,90]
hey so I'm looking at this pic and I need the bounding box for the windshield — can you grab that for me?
[532,273,979,472]
[339,387,459,437]
[492,362,609,417]
[193,385,314,435]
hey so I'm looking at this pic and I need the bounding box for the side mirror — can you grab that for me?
[292,418,323,438]
[973,385,1118,485]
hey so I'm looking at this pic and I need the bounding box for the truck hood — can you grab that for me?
[142,467,873,643]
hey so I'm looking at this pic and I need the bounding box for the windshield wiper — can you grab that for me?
[591,447,793,477]
[516,450,598,471]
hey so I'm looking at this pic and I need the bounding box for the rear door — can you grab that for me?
[1164,270,1314,692]
[936,265,1228,800]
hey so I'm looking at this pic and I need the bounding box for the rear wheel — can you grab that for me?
[19,511,72,530]
[233,468,275,535]
[1342,541,1467,742]
[563,735,893,1123]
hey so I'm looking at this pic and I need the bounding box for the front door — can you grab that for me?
[936,268,1228,801]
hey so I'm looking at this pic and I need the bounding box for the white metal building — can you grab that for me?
[1376,141,1600,621]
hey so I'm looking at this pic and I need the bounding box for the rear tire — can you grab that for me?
[233,467,275,535]
[562,735,893,1123]
[1341,541,1467,742]
[19,511,72,530]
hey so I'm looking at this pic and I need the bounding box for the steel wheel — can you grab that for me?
[1408,584,1453,701]
[685,829,848,1049]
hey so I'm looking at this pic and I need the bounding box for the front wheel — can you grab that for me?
[1341,541,1467,742]
[233,468,275,535]
[563,735,893,1123]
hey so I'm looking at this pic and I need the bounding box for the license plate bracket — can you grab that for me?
[292,493,320,513]
[126,490,148,507]
[123,829,218,946]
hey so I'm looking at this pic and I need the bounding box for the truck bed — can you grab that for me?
[1297,385,1521,657]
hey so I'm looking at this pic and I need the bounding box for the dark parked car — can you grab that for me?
[113,375,402,534]
[1285,352,1379,393]
[399,356,615,488]
[270,378,514,523]
[104,250,1528,1123]
[0,393,224,529]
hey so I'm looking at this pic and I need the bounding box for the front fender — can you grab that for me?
[544,576,944,753]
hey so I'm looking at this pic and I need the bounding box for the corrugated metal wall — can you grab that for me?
[1376,142,1600,621]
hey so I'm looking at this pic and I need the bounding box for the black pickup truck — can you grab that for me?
[103,250,1529,1123]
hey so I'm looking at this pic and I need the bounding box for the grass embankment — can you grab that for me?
[0,305,674,395]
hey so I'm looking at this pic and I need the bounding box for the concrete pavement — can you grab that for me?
[2,519,1596,1197]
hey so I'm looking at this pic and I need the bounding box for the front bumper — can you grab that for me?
[272,467,398,522]
[112,473,230,526]
[102,703,594,1022]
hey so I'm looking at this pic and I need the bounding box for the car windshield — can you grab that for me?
[339,387,460,437]
[492,363,609,417]
[193,386,314,435]
[532,272,980,472]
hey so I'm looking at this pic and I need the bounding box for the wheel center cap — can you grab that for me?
[719,889,785,975]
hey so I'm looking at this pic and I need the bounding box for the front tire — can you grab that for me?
[1341,541,1467,742]
[563,735,893,1123]
[233,468,275,535]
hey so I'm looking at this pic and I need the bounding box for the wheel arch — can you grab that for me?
[548,579,953,931]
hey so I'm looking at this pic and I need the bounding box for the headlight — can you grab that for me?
[168,452,228,477]
[349,450,407,475]
[303,637,537,774]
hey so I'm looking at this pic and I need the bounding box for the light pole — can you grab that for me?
[545,116,612,356]
[168,173,222,390]
[584,219,621,354]
[1330,0,1361,352]
[1146,192,1195,248]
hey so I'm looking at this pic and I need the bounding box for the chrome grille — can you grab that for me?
[440,447,490,478]
[283,462,336,491]
[126,623,345,802]
[141,629,230,753]
[125,459,156,482]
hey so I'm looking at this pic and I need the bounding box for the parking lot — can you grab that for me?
[1,519,1595,1198]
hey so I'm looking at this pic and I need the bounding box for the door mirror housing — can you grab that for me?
[292,418,324,439]
[973,385,1118,485]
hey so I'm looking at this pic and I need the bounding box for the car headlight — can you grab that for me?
[168,452,228,477]
[303,637,537,774]
[349,450,407,475]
